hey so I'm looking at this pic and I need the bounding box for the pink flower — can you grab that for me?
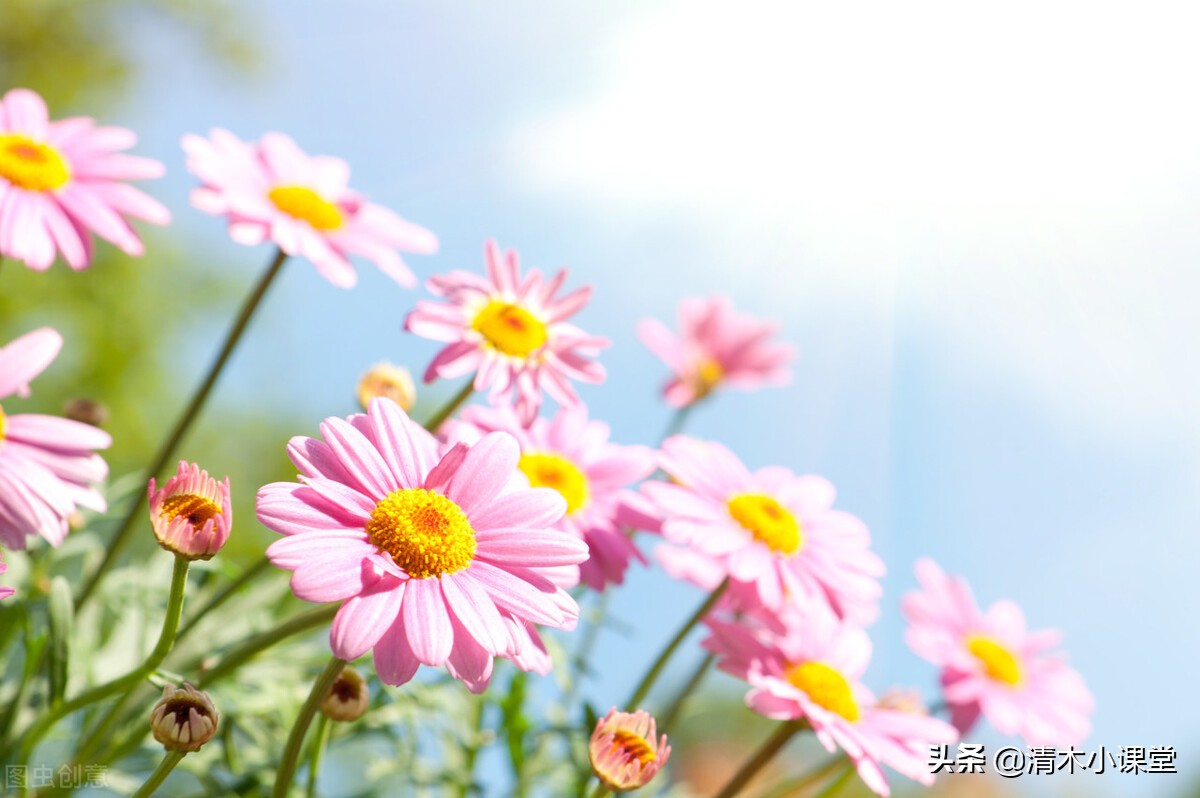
[902,558,1094,746]
[704,609,957,797]
[0,88,169,271]
[405,240,608,426]
[638,296,793,408]
[635,436,884,624]
[0,549,14,600]
[183,129,437,288]
[149,461,232,561]
[447,401,655,590]
[257,398,589,692]
[588,708,672,792]
[0,328,111,549]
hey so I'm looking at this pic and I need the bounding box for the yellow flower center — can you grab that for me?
[161,493,222,529]
[0,134,71,192]
[471,301,548,357]
[967,635,1023,686]
[518,452,589,515]
[609,730,656,765]
[268,185,344,230]
[785,661,860,722]
[0,404,6,441]
[692,357,724,399]
[366,487,477,579]
[727,493,802,555]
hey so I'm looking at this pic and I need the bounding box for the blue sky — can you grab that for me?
[93,1,1200,793]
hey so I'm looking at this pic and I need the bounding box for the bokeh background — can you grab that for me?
[3,1,1198,795]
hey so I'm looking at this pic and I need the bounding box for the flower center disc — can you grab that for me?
[785,661,860,722]
[161,494,222,528]
[366,487,477,579]
[692,357,724,399]
[967,635,1023,685]
[0,134,71,192]
[518,452,589,514]
[472,301,548,357]
[268,185,344,230]
[727,493,802,555]
[609,730,656,765]
[0,404,7,441]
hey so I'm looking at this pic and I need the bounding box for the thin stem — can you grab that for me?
[458,694,486,798]
[87,604,339,769]
[423,379,476,431]
[710,719,806,798]
[305,714,332,798]
[274,657,346,798]
[17,556,190,765]
[662,404,694,440]
[76,247,290,608]
[176,555,273,640]
[757,755,846,798]
[73,557,281,764]
[625,579,727,709]
[657,652,714,731]
[587,784,611,798]
[197,604,338,688]
[563,591,612,705]
[131,749,186,798]
[811,761,855,798]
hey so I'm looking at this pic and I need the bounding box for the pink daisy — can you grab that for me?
[635,436,884,624]
[704,609,957,797]
[182,129,437,288]
[447,401,655,590]
[638,296,794,408]
[0,328,111,549]
[0,88,169,271]
[257,397,589,692]
[405,239,608,426]
[902,558,1094,746]
[0,549,14,600]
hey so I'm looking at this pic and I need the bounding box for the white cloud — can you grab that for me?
[508,0,1200,444]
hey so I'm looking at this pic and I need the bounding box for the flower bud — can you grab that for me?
[877,688,926,715]
[319,666,369,722]
[589,708,671,792]
[148,461,232,560]
[356,361,416,412]
[150,683,218,753]
[63,397,109,427]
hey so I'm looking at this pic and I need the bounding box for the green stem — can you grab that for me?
[17,555,190,765]
[564,591,612,705]
[811,761,855,798]
[305,714,331,798]
[197,604,338,688]
[757,756,847,798]
[274,657,346,798]
[131,749,186,798]
[587,785,611,798]
[422,378,476,431]
[87,604,338,769]
[662,404,694,440]
[176,554,273,641]
[710,719,806,798]
[458,693,486,798]
[657,652,714,731]
[625,579,727,709]
[76,247,289,608]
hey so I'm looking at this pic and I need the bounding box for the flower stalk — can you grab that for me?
[273,657,346,798]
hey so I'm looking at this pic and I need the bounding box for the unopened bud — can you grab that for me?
[148,461,232,561]
[320,667,369,722]
[63,398,108,427]
[589,708,671,792]
[877,688,927,715]
[356,361,416,412]
[150,683,218,752]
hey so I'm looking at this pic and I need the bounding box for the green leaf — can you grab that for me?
[47,576,73,706]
